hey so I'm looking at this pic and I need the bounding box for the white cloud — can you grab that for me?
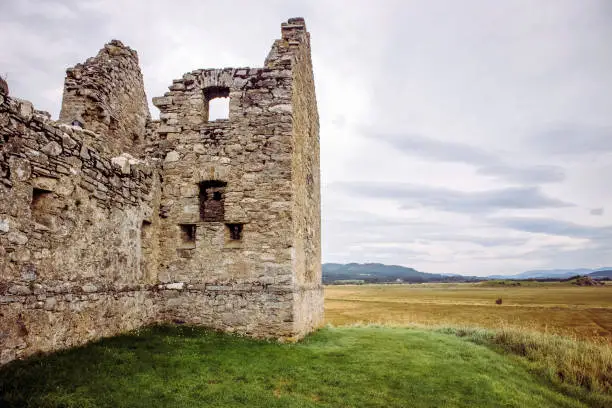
[2,0,611,275]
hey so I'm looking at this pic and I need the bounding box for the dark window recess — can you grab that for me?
[31,188,54,227]
[226,223,243,241]
[179,224,196,248]
[199,180,227,221]
[71,120,83,128]
[203,86,230,122]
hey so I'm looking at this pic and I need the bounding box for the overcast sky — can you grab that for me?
[2,0,611,276]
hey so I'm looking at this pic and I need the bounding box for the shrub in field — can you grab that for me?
[495,298,502,305]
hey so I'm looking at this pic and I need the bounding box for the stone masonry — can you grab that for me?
[0,18,322,365]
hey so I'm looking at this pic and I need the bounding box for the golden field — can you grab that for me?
[324,282,612,342]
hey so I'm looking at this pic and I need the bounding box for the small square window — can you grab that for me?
[226,223,243,241]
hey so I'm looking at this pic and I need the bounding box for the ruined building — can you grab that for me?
[0,18,322,365]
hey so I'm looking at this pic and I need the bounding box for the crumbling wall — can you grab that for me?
[0,95,160,364]
[150,65,298,336]
[0,17,322,364]
[58,40,151,155]
[149,17,322,338]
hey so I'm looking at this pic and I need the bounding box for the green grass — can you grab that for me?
[0,325,596,408]
[435,325,612,407]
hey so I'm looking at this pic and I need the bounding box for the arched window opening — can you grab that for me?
[204,87,230,122]
[208,97,229,121]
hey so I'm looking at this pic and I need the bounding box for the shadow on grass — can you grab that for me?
[0,325,595,408]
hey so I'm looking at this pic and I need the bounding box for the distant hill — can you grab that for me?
[322,263,479,284]
[322,263,612,284]
[588,269,612,279]
[489,267,612,280]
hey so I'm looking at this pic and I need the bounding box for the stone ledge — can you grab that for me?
[0,280,301,302]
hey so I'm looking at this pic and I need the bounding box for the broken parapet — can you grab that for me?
[265,17,310,69]
[58,40,151,155]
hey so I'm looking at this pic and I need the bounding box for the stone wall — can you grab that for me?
[284,19,324,335]
[0,17,322,365]
[0,95,160,364]
[149,18,322,338]
[150,65,299,336]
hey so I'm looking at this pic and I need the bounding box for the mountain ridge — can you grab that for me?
[489,267,612,280]
[322,263,612,283]
[322,263,480,283]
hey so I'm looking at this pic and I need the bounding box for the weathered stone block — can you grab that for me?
[9,285,32,295]
[7,231,28,245]
[41,141,62,156]
[164,151,179,162]
[152,96,173,107]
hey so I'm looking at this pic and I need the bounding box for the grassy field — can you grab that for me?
[2,283,611,407]
[325,282,612,341]
[0,325,599,408]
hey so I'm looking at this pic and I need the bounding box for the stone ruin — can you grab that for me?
[0,18,323,365]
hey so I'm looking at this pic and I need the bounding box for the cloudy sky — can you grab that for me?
[2,0,611,275]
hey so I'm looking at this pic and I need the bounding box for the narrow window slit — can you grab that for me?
[141,220,151,245]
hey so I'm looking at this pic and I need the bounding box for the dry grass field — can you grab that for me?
[325,282,612,342]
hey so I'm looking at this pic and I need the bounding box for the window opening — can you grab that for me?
[226,223,243,241]
[179,224,196,248]
[31,188,54,227]
[199,180,227,221]
[204,87,230,122]
[208,97,229,121]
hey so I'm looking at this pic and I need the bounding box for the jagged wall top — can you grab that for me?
[58,40,150,156]
[264,17,309,69]
[0,76,8,96]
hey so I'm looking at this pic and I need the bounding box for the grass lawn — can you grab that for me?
[0,325,594,408]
